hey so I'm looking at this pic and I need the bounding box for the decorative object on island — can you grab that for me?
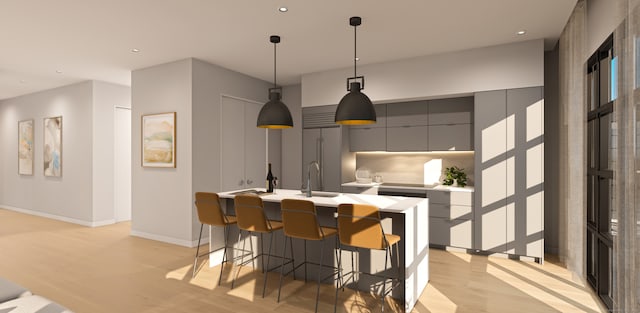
[18,119,34,175]
[335,16,376,125]
[257,35,293,129]
[142,112,176,168]
[266,163,274,192]
[43,116,62,177]
[443,166,467,187]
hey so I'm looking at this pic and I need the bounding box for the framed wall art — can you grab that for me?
[18,119,34,175]
[142,112,176,168]
[43,116,62,177]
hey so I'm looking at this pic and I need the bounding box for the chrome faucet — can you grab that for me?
[305,161,320,197]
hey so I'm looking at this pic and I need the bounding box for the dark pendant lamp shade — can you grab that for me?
[257,88,293,129]
[257,35,294,129]
[335,16,376,125]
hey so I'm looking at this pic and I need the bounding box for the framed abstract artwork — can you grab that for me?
[18,119,34,175]
[43,116,62,177]
[142,112,176,168]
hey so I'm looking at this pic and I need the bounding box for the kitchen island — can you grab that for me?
[209,189,429,312]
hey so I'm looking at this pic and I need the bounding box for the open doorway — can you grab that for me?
[115,107,132,222]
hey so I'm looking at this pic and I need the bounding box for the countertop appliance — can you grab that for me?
[377,182,431,197]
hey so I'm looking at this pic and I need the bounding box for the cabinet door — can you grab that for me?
[430,217,473,249]
[505,87,544,258]
[244,101,266,189]
[474,90,508,253]
[386,101,428,127]
[386,126,428,151]
[321,127,342,192]
[427,124,473,151]
[221,97,247,191]
[349,127,386,151]
[428,97,474,125]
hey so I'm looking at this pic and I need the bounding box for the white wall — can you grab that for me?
[587,0,628,54]
[92,81,131,224]
[191,58,271,241]
[131,59,193,246]
[302,40,544,107]
[0,81,94,224]
[132,58,273,246]
[280,84,302,189]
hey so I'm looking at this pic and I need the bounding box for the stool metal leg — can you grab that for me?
[232,230,244,289]
[290,237,296,280]
[314,239,325,313]
[277,233,289,302]
[262,232,274,298]
[217,225,229,286]
[192,223,204,277]
[334,242,343,313]
[304,239,308,282]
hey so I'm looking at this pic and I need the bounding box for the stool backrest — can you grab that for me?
[234,194,270,232]
[337,203,387,250]
[281,199,322,240]
[194,192,227,226]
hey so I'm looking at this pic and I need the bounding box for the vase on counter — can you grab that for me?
[453,179,459,187]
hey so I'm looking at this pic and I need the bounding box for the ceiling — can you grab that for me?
[0,0,577,101]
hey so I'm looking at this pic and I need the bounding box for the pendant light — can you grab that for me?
[257,35,294,129]
[335,16,376,125]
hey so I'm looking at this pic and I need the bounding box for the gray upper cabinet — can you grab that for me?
[428,124,472,151]
[386,100,428,127]
[348,97,474,152]
[349,127,386,151]
[428,97,474,125]
[387,126,429,151]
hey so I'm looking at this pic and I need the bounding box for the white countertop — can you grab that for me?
[218,188,428,214]
[342,181,474,192]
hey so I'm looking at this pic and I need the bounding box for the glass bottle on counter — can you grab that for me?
[266,163,274,192]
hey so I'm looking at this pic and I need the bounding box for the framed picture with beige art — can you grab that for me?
[43,116,62,177]
[142,112,176,168]
[18,119,34,175]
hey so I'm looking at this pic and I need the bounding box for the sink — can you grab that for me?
[297,191,341,198]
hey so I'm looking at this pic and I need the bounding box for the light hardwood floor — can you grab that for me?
[0,208,606,313]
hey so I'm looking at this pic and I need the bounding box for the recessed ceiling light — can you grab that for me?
[131,48,140,53]
[355,57,360,61]
[516,30,526,35]
[278,6,288,12]
[56,70,63,74]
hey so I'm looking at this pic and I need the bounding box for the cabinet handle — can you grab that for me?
[238,179,245,186]
[247,179,253,185]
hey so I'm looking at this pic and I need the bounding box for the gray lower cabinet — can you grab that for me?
[427,124,473,151]
[386,126,429,151]
[428,190,474,249]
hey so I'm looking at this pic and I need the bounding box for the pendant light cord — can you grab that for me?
[354,23,357,78]
[274,42,277,88]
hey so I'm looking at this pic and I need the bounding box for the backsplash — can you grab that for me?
[355,152,475,186]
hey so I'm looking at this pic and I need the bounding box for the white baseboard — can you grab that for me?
[130,230,209,248]
[1,204,115,227]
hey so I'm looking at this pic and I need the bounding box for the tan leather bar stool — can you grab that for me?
[193,192,238,285]
[233,194,292,297]
[277,199,339,313]
[334,203,401,313]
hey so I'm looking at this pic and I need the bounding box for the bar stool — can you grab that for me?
[193,192,238,285]
[277,199,339,313]
[334,203,401,313]
[233,194,291,297]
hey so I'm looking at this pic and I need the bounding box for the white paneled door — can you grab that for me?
[114,107,132,222]
[221,96,266,191]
